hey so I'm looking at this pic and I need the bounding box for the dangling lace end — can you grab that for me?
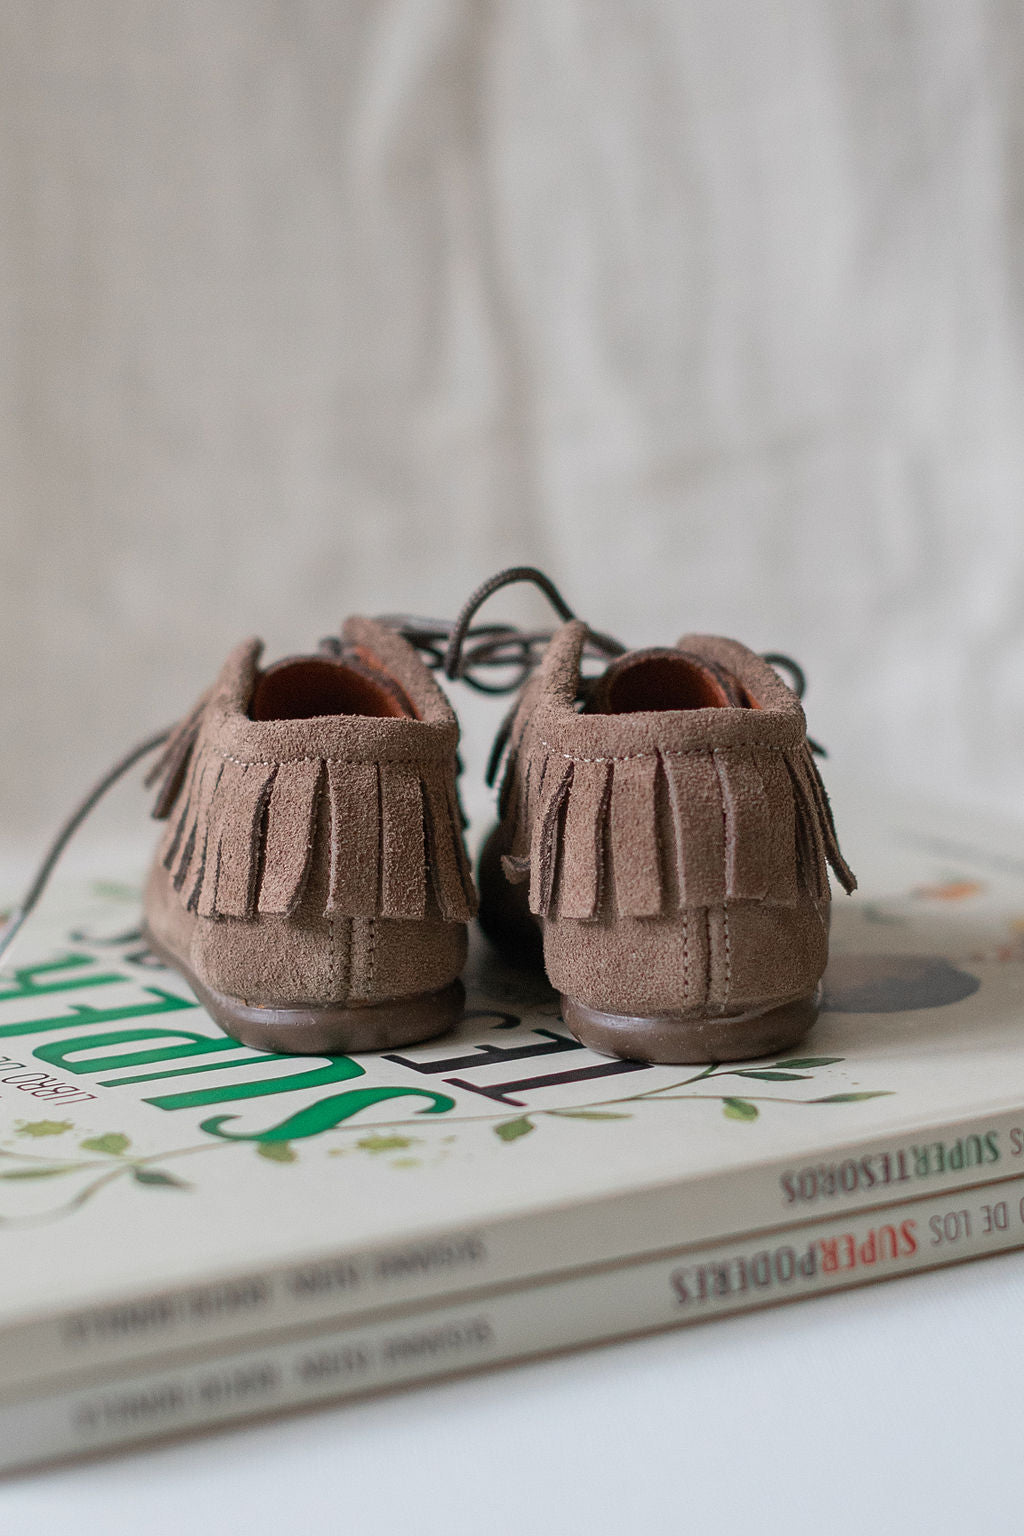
[0,909,27,968]
[0,729,172,972]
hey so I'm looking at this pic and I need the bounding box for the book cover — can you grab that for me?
[1,785,1023,1422]
[6,1159,1024,1473]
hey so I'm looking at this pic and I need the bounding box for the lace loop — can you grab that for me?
[762,652,807,700]
[380,566,626,695]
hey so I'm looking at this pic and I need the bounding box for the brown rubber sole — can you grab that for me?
[143,928,464,1056]
[479,830,820,1065]
[560,988,821,1065]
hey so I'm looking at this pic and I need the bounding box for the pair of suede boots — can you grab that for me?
[135,568,856,1067]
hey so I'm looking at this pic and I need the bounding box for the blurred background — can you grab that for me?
[2,1,1023,852]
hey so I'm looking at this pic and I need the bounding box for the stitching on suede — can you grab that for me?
[215,752,447,768]
[539,742,650,763]
[366,918,376,995]
[682,911,690,1002]
[538,741,789,763]
[710,749,733,1006]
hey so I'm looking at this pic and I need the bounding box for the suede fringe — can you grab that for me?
[151,742,476,923]
[500,738,856,919]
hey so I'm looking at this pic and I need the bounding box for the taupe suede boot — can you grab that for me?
[458,571,856,1065]
[142,618,477,1054]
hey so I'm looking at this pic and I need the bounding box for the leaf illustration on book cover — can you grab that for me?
[729,1070,809,1082]
[14,1121,73,1138]
[0,1165,81,1179]
[131,1167,190,1189]
[546,1110,632,1121]
[772,1058,844,1069]
[722,1098,759,1122]
[257,1142,298,1164]
[812,1092,894,1103]
[79,1133,131,1156]
[356,1135,415,1154]
[494,1117,534,1142]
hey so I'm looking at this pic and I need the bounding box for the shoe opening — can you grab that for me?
[248,656,416,721]
[585,649,751,713]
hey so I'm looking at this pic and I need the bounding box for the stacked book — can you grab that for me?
[1,790,1023,1473]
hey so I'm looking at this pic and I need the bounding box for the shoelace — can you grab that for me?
[383,567,812,704]
[0,729,173,967]
[379,566,627,694]
[381,566,820,783]
[0,567,817,968]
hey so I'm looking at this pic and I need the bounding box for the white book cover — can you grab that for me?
[0,783,1023,1403]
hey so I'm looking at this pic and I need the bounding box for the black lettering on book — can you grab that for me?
[73,1382,188,1434]
[187,1278,271,1320]
[294,1345,371,1383]
[64,1278,271,1348]
[286,1259,361,1299]
[672,1241,819,1307]
[0,1056,97,1103]
[373,1235,486,1283]
[929,1208,972,1245]
[447,1058,650,1107]
[385,1023,585,1075]
[64,1296,176,1347]
[378,1316,493,1367]
[197,1362,280,1406]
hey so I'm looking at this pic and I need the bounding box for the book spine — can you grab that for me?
[5,1102,1024,1396]
[4,1168,1024,1474]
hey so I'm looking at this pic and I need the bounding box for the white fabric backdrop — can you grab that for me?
[2,1,1023,838]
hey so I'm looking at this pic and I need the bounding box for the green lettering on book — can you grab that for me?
[0,955,123,1003]
[100,1051,286,1088]
[35,1026,240,1077]
[2,988,196,1041]
[200,1086,456,1144]
[143,1055,367,1111]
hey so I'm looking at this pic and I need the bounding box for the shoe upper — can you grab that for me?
[484,621,854,1018]
[494,621,854,924]
[144,617,476,1008]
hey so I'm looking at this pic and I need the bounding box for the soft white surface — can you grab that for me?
[2,1,1024,837]
[6,1252,1024,1535]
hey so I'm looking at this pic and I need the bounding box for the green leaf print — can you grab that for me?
[494,1117,535,1142]
[356,1135,415,1154]
[80,1133,131,1156]
[771,1058,844,1069]
[257,1142,298,1164]
[15,1121,74,1138]
[731,1071,809,1082]
[812,1092,894,1103]
[546,1109,632,1121]
[0,1165,80,1179]
[131,1167,190,1188]
[722,1098,759,1122]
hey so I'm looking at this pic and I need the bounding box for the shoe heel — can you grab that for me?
[560,990,821,1065]
[210,981,467,1056]
[144,927,464,1054]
